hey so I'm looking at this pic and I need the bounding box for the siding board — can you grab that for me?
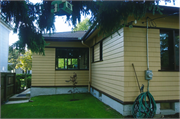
[124,27,179,102]
[32,47,89,87]
[91,28,124,101]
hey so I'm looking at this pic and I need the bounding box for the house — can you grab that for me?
[0,14,13,72]
[8,63,32,74]
[31,6,179,116]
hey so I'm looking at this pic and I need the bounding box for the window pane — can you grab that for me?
[68,58,71,65]
[56,48,89,70]
[160,32,169,70]
[175,33,179,70]
[79,49,89,69]
[68,58,73,69]
[58,58,64,69]
[72,58,78,69]
[65,58,67,69]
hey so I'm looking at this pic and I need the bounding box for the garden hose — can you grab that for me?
[132,64,156,118]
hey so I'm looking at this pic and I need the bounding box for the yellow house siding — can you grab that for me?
[32,48,55,86]
[94,43,100,61]
[32,43,89,87]
[124,27,179,102]
[91,28,124,101]
[55,70,89,86]
[128,13,179,29]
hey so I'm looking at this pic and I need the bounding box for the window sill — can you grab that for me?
[92,60,103,63]
[55,69,89,71]
[158,70,179,72]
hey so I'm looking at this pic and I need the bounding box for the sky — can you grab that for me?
[9,0,91,45]
[9,0,180,46]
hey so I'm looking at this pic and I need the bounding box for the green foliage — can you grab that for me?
[91,1,163,37]
[8,46,20,71]
[27,76,31,88]
[1,93,124,118]
[15,77,21,93]
[1,1,46,55]
[1,1,165,54]
[16,50,32,71]
[73,18,92,31]
[16,74,32,80]
[16,74,31,92]
[15,50,32,88]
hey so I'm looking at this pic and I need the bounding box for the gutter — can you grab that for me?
[81,40,91,92]
[81,22,98,42]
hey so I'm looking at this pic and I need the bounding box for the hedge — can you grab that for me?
[16,74,31,93]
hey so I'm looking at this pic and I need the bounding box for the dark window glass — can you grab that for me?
[92,47,94,62]
[160,29,179,71]
[175,32,179,70]
[56,48,89,70]
[92,41,103,62]
[100,41,103,61]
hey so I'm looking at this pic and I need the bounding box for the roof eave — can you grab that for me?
[81,6,179,42]
[44,37,81,42]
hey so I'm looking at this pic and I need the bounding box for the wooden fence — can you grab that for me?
[1,73,16,103]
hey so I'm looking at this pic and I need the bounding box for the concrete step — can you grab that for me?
[6,100,29,104]
[9,94,30,101]
[5,88,31,104]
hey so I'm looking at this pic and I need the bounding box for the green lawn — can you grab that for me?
[1,93,124,118]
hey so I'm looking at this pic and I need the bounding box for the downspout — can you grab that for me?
[146,17,149,70]
[81,40,91,92]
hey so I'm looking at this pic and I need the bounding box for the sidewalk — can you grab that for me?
[6,88,31,104]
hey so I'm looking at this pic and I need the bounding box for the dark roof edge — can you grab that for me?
[44,37,80,42]
[81,23,97,42]
[81,6,179,42]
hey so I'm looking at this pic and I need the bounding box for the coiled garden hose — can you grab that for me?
[132,82,157,118]
[132,64,156,118]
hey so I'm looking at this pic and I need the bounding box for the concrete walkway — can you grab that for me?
[6,88,31,104]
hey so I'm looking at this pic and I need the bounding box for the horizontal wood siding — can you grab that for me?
[91,28,124,101]
[124,27,179,102]
[32,44,89,87]
[94,43,100,61]
[128,13,179,29]
[32,48,55,86]
[55,70,89,86]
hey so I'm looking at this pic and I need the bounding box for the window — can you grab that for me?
[92,41,103,62]
[56,48,89,70]
[160,29,179,71]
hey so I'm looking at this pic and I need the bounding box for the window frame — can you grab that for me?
[55,47,89,70]
[92,41,103,63]
[159,29,179,71]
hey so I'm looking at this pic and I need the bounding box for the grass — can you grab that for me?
[1,93,124,118]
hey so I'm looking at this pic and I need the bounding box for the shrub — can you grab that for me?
[16,74,31,93]
[27,76,31,88]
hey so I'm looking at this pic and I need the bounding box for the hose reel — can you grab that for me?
[132,63,156,118]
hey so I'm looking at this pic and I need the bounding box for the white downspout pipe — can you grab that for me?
[81,40,91,92]
[146,17,149,70]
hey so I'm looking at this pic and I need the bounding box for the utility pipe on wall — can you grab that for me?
[146,17,149,70]
[81,40,91,92]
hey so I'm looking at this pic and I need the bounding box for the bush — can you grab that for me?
[27,76,31,88]
[16,78,21,93]
[16,74,31,93]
